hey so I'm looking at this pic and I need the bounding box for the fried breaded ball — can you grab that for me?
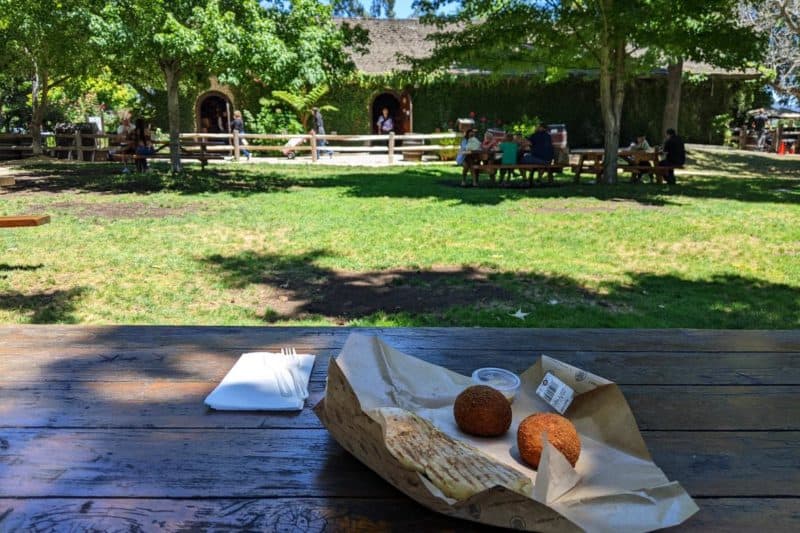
[517,412,581,469]
[453,385,512,437]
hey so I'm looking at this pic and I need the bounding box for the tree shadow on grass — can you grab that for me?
[0,287,86,323]
[4,150,800,207]
[297,163,800,207]
[4,163,299,196]
[200,249,800,329]
[0,263,43,272]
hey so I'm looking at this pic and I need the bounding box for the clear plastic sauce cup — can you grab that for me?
[471,367,521,402]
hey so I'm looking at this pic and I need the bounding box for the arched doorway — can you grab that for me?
[371,92,409,134]
[195,91,233,133]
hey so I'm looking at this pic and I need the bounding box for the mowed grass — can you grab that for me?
[1,147,799,328]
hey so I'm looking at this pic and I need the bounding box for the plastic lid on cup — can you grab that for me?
[471,367,521,400]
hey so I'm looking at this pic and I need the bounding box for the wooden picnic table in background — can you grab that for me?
[0,326,798,531]
[571,147,662,182]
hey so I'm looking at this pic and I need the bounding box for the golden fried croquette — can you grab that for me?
[517,412,581,469]
[453,385,512,437]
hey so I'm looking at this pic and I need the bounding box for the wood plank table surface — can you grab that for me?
[0,326,798,532]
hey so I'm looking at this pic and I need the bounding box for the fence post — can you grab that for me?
[233,131,240,161]
[738,127,746,150]
[388,132,395,164]
[775,124,783,154]
[311,132,318,162]
[74,131,83,161]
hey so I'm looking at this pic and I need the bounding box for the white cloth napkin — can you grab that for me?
[204,352,316,411]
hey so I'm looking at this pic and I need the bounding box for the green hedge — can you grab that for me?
[324,74,769,146]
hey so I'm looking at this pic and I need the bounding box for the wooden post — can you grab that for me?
[75,131,83,161]
[200,136,208,170]
[233,131,240,161]
[775,124,783,154]
[388,132,395,164]
[738,127,746,150]
[311,132,318,162]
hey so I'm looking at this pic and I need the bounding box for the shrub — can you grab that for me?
[507,114,542,136]
[438,135,460,161]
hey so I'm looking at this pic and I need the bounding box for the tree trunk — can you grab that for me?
[598,38,626,184]
[163,62,182,173]
[29,69,48,156]
[662,60,683,135]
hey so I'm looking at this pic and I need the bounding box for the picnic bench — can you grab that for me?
[462,150,565,187]
[0,326,797,531]
[572,148,670,183]
[472,163,566,186]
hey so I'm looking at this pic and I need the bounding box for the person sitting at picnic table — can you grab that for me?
[522,124,554,164]
[625,134,653,183]
[109,116,135,162]
[131,118,156,172]
[481,130,501,151]
[659,128,685,185]
[497,133,519,184]
[456,128,476,166]
[117,116,134,137]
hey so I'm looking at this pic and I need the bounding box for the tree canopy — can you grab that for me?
[0,0,101,151]
[333,0,396,18]
[91,0,357,172]
[414,0,763,183]
[740,0,800,102]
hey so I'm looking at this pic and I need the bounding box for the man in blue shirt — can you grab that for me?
[525,124,554,164]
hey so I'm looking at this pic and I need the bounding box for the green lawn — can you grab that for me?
[1,147,799,328]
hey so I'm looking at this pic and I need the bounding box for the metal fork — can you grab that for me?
[281,347,308,399]
[265,353,294,398]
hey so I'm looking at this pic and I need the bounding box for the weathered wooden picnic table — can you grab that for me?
[571,148,663,183]
[0,326,797,531]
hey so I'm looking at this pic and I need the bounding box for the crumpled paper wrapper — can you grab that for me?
[315,333,698,532]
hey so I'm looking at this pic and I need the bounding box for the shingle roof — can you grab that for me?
[346,18,440,74]
[344,18,758,78]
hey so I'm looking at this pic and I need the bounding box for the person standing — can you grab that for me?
[311,107,332,159]
[230,110,251,161]
[753,109,769,150]
[377,107,394,135]
[456,128,475,166]
[659,128,686,185]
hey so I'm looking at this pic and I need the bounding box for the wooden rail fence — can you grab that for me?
[0,132,460,164]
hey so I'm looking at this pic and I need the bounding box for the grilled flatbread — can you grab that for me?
[375,407,532,500]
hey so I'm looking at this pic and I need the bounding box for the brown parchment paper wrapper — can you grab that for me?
[315,333,698,532]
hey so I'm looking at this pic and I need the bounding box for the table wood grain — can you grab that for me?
[1,326,798,532]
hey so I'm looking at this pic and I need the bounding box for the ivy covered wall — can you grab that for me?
[325,74,769,147]
[154,73,769,147]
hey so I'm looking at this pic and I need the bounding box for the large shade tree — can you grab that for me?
[740,0,800,102]
[94,0,359,172]
[93,0,287,172]
[414,0,761,183]
[0,0,100,153]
